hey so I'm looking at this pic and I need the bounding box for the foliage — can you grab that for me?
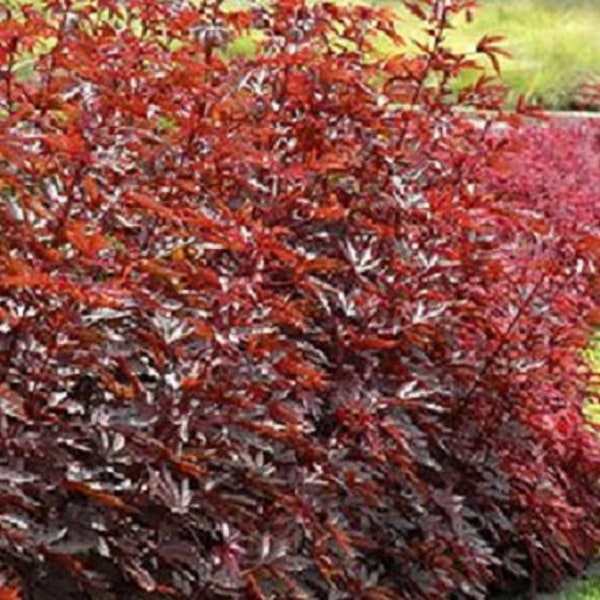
[0,0,598,598]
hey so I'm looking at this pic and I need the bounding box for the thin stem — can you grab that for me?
[396,4,449,152]
[456,273,547,417]
[5,37,16,116]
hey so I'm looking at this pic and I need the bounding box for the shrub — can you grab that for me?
[0,0,598,598]
[574,79,600,111]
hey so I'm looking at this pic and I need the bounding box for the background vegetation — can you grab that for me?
[225,0,600,111]
[378,0,600,110]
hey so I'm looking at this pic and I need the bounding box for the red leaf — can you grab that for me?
[0,587,21,600]
[0,384,30,423]
[65,220,107,259]
[122,562,156,593]
[63,480,134,512]
[403,1,428,21]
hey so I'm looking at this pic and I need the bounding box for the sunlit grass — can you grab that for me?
[561,578,600,600]
[539,573,600,600]
[585,333,600,425]
[369,0,600,110]
[448,0,600,109]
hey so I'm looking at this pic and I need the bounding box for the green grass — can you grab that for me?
[368,0,600,110]
[585,334,600,425]
[561,578,600,600]
[544,579,600,600]
[538,571,600,600]
[449,0,600,110]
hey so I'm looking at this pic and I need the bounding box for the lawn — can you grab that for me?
[537,564,600,600]
[549,577,600,600]
[370,0,600,110]
[447,0,600,110]
[587,335,600,424]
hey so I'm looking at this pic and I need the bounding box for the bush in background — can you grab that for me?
[0,0,598,598]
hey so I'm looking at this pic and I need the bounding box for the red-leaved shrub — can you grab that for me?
[0,0,598,598]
